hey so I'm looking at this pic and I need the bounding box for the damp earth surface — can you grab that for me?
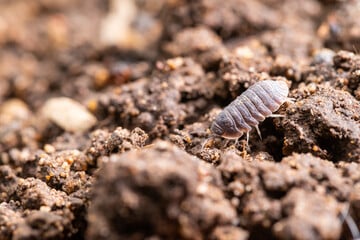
[0,0,359,240]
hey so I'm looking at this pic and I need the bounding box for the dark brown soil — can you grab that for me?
[0,0,359,239]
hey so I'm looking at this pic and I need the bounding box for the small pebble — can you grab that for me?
[41,97,97,133]
[0,99,31,125]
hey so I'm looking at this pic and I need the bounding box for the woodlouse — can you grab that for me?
[210,80,289,141]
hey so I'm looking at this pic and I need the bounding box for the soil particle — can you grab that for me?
[311,48,336,65]
[0,99,31,126]
[46,133,90,152]
[273,188,341,240]
[280,154,352,201]
[86,127,148,165]
[15,178,68,210]
[100,0,162,53]
[277,85,360,162]
[161,0,280,39]
[96,57,220,138]
[219,50,273,98]
[0,99,37,152]
[106,61,151,87]
[87,140,237,240]
[334,51,360,100]
[35,150,91,193]
[0,166,18,202]
[210,225,249,240]
[0,202,24,239]
[302,50,360,100]
[12,210,75,240]
[0,0,105,53]
[318,1,360,51]
[218,151,351,238]
[0,174,89,239]
[1,0,360,239]
[164,26,228,69]
[0,176,86,239]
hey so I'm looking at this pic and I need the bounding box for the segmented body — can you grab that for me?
[211,80,289,139]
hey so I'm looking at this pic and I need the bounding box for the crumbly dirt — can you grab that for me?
[87,141,237,240]
[0,0,359,240]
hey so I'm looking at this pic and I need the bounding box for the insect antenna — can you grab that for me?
[339,203,360,239]
[352,44,359,55]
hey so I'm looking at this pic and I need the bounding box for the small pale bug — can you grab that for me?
[210,80,290,144]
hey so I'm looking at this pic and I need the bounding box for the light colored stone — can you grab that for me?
[0,99,31,125]
[41,97,97,132]
[100,0,162,51]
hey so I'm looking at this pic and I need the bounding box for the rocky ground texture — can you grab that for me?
[0,0,359,239]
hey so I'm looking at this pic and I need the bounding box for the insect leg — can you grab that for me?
[201,137,211,150]
[286,97,296,104]
[255,125,262,140]
[340,204,360,239]
[222,139,231,149]
[268,114,285,118]
[241,138,250,158]
[345,213,360,239]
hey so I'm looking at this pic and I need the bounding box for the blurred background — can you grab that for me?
[0,0,359,107]
[0,1,360,240]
